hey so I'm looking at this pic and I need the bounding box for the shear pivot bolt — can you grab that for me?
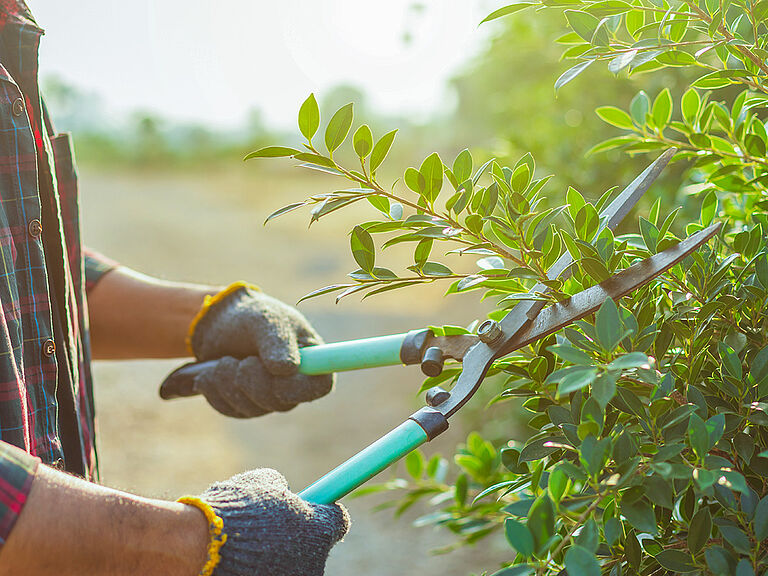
[426,386,451,407]
[477,319,503,344]
[421,346,444,377]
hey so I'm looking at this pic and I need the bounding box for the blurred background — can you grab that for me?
[32,1,690,573]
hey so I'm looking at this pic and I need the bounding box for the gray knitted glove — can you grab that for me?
[190,284,334,417]
[193,356,332,417]
[198,468,349,576]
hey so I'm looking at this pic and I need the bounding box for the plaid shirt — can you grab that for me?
[0,0,116,545]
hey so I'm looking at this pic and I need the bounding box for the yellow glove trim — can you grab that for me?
[185,281,260,355]
[178,496,228,576]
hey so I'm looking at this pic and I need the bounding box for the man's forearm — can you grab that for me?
[0,465,209,576]
[88,267,222,359]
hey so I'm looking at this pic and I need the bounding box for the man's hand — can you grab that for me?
[0,461,210,576]
[189,285,334,417]
[193,468,349,576]
[0,455,348,576]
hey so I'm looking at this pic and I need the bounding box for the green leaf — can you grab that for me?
[682,88,700,125]
[490,566,535,576]
[595,298,621,352]
[603,518,621,547]
[454,473,468,507]
[621,498,657,534]
[565,10,600,42]
[655,550,697,573]
[350,225,375,273]
[293,152,337,169]
[701,190,717,225]
[718,526,751,555]
[576,518,599,553]
[626,9,643,38]
[630,91,650,125]
[419,153,444,203]
[753,496,768,540]
[504,518,534,557]
[296,283,354,304]
[580,435,610,476]
[557,367,598,396]
[548,467,569,503]
[575,203,599,241]
[421,262,453,277]
[592,371,617,409]
[480,3,535,23]
[688,413,708,459]
[555,60,593,92]
[688,506,711,554]
[519,437,561,463]
[405,167,426,194]
[596,106,635,129]
[705,546,736,576]
[608,352,650,371]
[527,494,555,552]
[353,124,373,159]
[453,149,473,183]
[324,103,354,153]
[639,217,659,253]
[652,88,673,128]
[547,344,592,365]
[510,163,531,193]
[263,201,307,224]
[751,345,768,382]
[736,559,755,576]
[705,413,725,448]
[586,136,635,157]
[566,186,586,218]
[404,450,424,479]
[244,146,301,160]
[370,129,398,172]
[655,51,696,66]
[564,545,600,576]
[414,239,433,267]
[298,93,320,142]
[718,342,742,379]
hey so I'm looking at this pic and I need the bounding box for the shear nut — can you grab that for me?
[477,319,503,344]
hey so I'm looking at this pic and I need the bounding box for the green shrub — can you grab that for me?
[248,1,768,573]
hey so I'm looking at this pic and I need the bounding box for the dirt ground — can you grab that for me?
[79,163,508,574]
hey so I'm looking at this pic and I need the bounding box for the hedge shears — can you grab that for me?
[160,148,720,505]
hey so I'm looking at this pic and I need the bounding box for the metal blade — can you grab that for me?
[498,222,721,356]
[498,148,677,341]
[437,221,720,418]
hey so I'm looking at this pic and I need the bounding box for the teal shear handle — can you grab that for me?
[298,418,429,504]
[297,333,406,374]
[159,330,431,399]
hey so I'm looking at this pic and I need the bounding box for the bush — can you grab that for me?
[248,1,768,573]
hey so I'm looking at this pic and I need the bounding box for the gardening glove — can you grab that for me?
[179,468,349,576]
[188,282,334,418]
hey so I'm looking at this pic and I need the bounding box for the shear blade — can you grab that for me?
[497,222,721,357]
[498,148,677,345]
[438,222,720,418]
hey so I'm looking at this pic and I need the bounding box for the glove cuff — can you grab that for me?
[177,496,228,576]
[186,281,260,355]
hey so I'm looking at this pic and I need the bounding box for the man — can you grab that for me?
[0,2,348,574]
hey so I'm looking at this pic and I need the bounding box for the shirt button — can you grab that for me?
[11,98,24,117]
[42,338,55,357]
[28,219,42,238]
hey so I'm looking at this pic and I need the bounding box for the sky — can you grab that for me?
[31,1,498,130]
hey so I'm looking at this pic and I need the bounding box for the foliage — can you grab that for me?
[245,0,768,573]
[448,8,692,198]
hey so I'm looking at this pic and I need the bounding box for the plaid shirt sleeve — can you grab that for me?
[0,441,39,546]
[84,248,118,293]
